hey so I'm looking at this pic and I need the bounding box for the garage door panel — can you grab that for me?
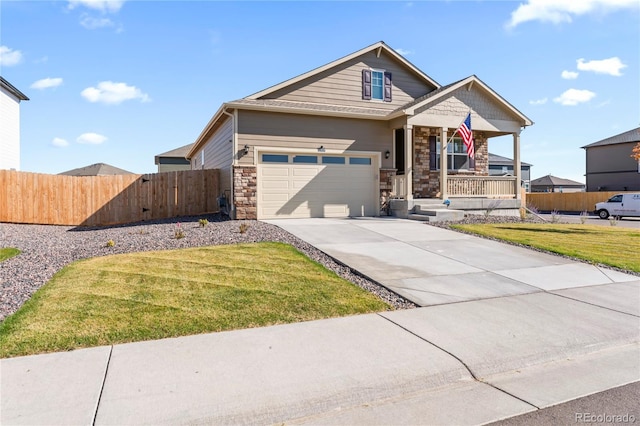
[261,168,291,177]
[261,180,291,190]
[261,193,290,202]
[292,167,320,177]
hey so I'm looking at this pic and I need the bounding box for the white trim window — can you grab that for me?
[436,137,472,171]
[362,68,392,102]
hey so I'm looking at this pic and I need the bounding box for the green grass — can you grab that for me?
[0,242,390,358]
[452,223,640,273]
[0,248,20,262]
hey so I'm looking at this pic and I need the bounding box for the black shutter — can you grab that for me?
[429,136,437,170]
[362,69,372,100]
[469,139,476,170]
[383,72,392,102]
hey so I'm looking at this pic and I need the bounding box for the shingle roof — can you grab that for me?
[530,174,584,187]
[228,99,390,117]
[582,127,640,148]
[59,163,135,176]
[488,152,532,167]
[0,76,29,101]
[155,143,193,158]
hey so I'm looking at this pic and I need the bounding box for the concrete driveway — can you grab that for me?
[267,217,639,308]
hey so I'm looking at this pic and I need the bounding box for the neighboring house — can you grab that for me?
[188,41,533,220]
[530,174,585,193]
[155,143,193,172]
[582,127,640,192]
[59,163,134,176]
[488,152,532,192]
[0,76,29,171]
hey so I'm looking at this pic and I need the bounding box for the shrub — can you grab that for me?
[199,218,209,228]
[550,210,561,223]
[239,222,249,234]
[105,240,115,247]
[609,216,619,226]
[579,211,589,224]
[175,223,185,239]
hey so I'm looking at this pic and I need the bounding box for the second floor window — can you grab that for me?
[372,71,384,100]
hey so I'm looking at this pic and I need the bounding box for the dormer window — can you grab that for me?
[362,69,392,102]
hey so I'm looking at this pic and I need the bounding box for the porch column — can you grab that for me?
[513,130,522,200]
[404,125,413,200]
[440,127,448,199]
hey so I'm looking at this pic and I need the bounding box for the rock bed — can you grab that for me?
[0,214,417,321]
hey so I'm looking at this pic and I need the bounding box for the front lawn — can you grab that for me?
[0,242,390,358]
[451,223,640,273]
[0,248,20,262]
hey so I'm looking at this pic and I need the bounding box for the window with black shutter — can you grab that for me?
[362,68,392,102]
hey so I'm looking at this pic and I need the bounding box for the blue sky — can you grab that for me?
[1,0,639,183]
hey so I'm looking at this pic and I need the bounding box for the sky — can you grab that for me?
[1,0,639,183]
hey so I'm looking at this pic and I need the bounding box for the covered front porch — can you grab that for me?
[378,76,532,219]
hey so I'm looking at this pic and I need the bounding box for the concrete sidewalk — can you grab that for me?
[2,218,639,425]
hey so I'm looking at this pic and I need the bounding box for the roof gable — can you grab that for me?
[245,41,439,101]
[59,163,134,176]
[531,174,584,186]
[397,75,533,127]
[582,127,640,148]
[489,152,532,167]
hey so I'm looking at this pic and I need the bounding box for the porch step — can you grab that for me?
[409,205,466,223]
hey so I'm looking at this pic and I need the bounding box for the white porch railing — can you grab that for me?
[391,175,406,198]
[447,176,517,198]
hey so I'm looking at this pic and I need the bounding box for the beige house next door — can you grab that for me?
[257,152,377,219]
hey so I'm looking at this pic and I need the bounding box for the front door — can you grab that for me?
[394,128,405,174]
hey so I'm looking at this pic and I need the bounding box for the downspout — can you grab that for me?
[222,108,236,219]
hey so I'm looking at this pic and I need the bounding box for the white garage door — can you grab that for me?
[257,152,377,219]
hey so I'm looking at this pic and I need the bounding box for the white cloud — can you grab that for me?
[0,45,23,66]
[577,57,627,76]
[31,77,63,90]
[506,0,639,29]
[68,0,125,13]
[52,137,69,148]
[81,81,150,104]
[553,88,596,106]
[80,15,114,29]
[395,48,413,56]
[561,70,579,80]
[77,132,108,144]
[529,98,548,105]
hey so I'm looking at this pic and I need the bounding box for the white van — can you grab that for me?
[595,193,640,219]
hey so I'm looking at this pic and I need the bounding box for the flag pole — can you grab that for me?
[445,109,472,147]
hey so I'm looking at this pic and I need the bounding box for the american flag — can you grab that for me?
[456,113,474,159]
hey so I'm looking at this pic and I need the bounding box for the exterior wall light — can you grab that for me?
[385,150,390,159]
[242,145,250,155]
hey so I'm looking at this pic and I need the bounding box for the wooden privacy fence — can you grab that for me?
[526,191,627,212]
[0,169,220,226]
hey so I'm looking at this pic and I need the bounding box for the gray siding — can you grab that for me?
[192,116,234,197]
[158,163,191,173]
[261,50,433,111]
[585,142,640,191]
[489,165,531,183]
[237,110,393,167]
[415,85,515,122]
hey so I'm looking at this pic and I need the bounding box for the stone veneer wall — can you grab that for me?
[379,168,397,213]
[412,126,489,198]
[233,165,257,220]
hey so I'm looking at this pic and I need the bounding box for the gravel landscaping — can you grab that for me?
[0,214,417,321]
